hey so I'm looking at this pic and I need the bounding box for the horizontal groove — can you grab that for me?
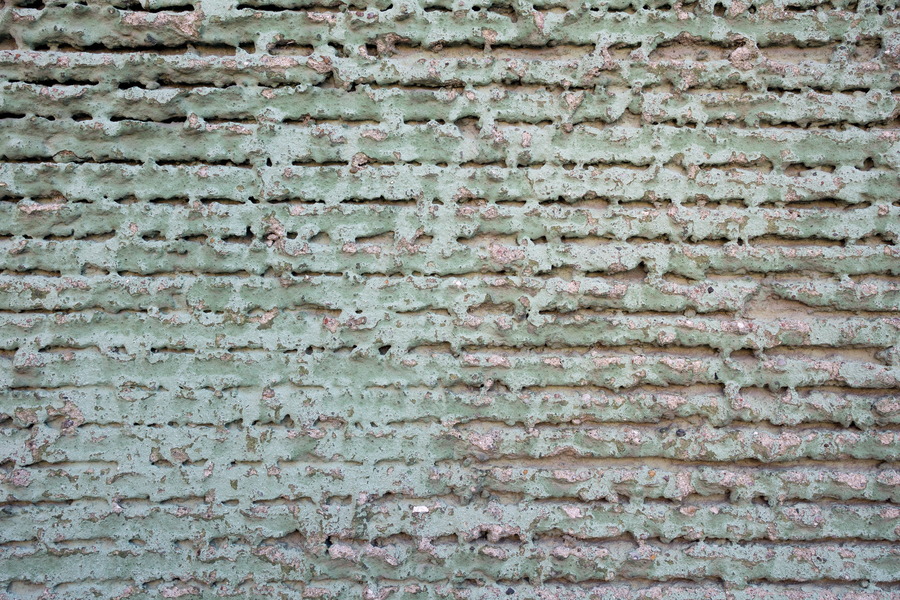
[1,52,897,93]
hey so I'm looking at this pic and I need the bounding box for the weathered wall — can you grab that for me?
[1,0,900,597]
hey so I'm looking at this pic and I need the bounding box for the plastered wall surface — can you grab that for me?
[1,0,900,597]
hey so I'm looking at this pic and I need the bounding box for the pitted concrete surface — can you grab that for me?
[0,0,899,597]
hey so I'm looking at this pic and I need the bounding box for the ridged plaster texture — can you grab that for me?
[0,0,899,597]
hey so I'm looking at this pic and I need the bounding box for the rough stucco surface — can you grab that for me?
[1,0,900,598]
